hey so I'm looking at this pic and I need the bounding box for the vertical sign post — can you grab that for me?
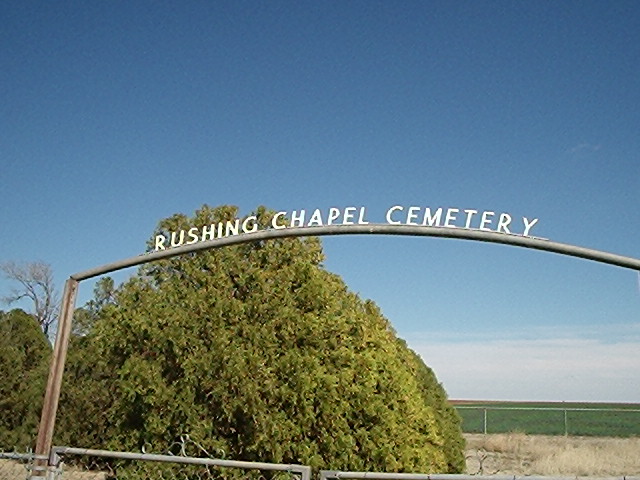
[34,278,79,471]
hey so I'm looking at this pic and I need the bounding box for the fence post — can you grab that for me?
[34,278,79,474]
[483,408,487,434]
[564,409,568,436]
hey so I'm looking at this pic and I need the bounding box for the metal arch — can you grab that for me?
[73,224,640,281]
[35,223,640,467]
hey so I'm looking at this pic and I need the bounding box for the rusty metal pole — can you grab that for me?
[34,278,79,467]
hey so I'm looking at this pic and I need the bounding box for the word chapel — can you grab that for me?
[154,205,540,251]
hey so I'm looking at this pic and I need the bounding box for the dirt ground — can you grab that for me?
[464,433,640,477]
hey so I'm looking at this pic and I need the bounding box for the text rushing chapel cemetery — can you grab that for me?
[154,205,541,251]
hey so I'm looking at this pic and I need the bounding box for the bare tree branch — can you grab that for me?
[1,261,60,337]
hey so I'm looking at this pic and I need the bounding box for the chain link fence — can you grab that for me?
[48,446,311,480]
[455,406,640,436]
[0,451,48,480]
[319,470,640,480]
[1,433,311,480]
[1,448,310,480]
[4,449,640,480]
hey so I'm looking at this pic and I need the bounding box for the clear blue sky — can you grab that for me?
[2,1,639,402]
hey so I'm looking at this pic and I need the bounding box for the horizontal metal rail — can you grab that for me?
[454,406,640,412]
[51,446,311,480]
[1,451,51,477]
[0,452,48,461]
[72,224,640,281]
[320,471,640,480]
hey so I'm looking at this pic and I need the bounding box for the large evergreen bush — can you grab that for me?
[58,205,464,474]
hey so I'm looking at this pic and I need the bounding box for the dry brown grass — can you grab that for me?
[0,459,28,480]
[0,459,107,480]
[465,433,640,477]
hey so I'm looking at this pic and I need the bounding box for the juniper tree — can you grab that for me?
[58,205,464,473]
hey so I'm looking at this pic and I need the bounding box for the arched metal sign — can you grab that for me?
[35,223,640,464]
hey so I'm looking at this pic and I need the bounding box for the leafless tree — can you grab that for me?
[1,261,59,337]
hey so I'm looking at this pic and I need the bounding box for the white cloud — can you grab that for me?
[408,335,640,402]
[568,143,602,154]
[408,321,640,344]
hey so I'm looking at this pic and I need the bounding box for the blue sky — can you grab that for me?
[2,1,639,402]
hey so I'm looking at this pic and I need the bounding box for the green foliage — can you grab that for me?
[57,205,464,474]
[58,278,121,446]
[402,344,465,472]
[72,277,117,336]
[0,309,51,450]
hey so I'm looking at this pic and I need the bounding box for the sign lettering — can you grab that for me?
[154,205,540,251]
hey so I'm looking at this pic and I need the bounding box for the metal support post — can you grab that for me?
[34,278,79,466]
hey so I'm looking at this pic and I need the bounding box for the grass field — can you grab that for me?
[452,401,640,437]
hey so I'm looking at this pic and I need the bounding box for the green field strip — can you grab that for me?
[453,402,640,437]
